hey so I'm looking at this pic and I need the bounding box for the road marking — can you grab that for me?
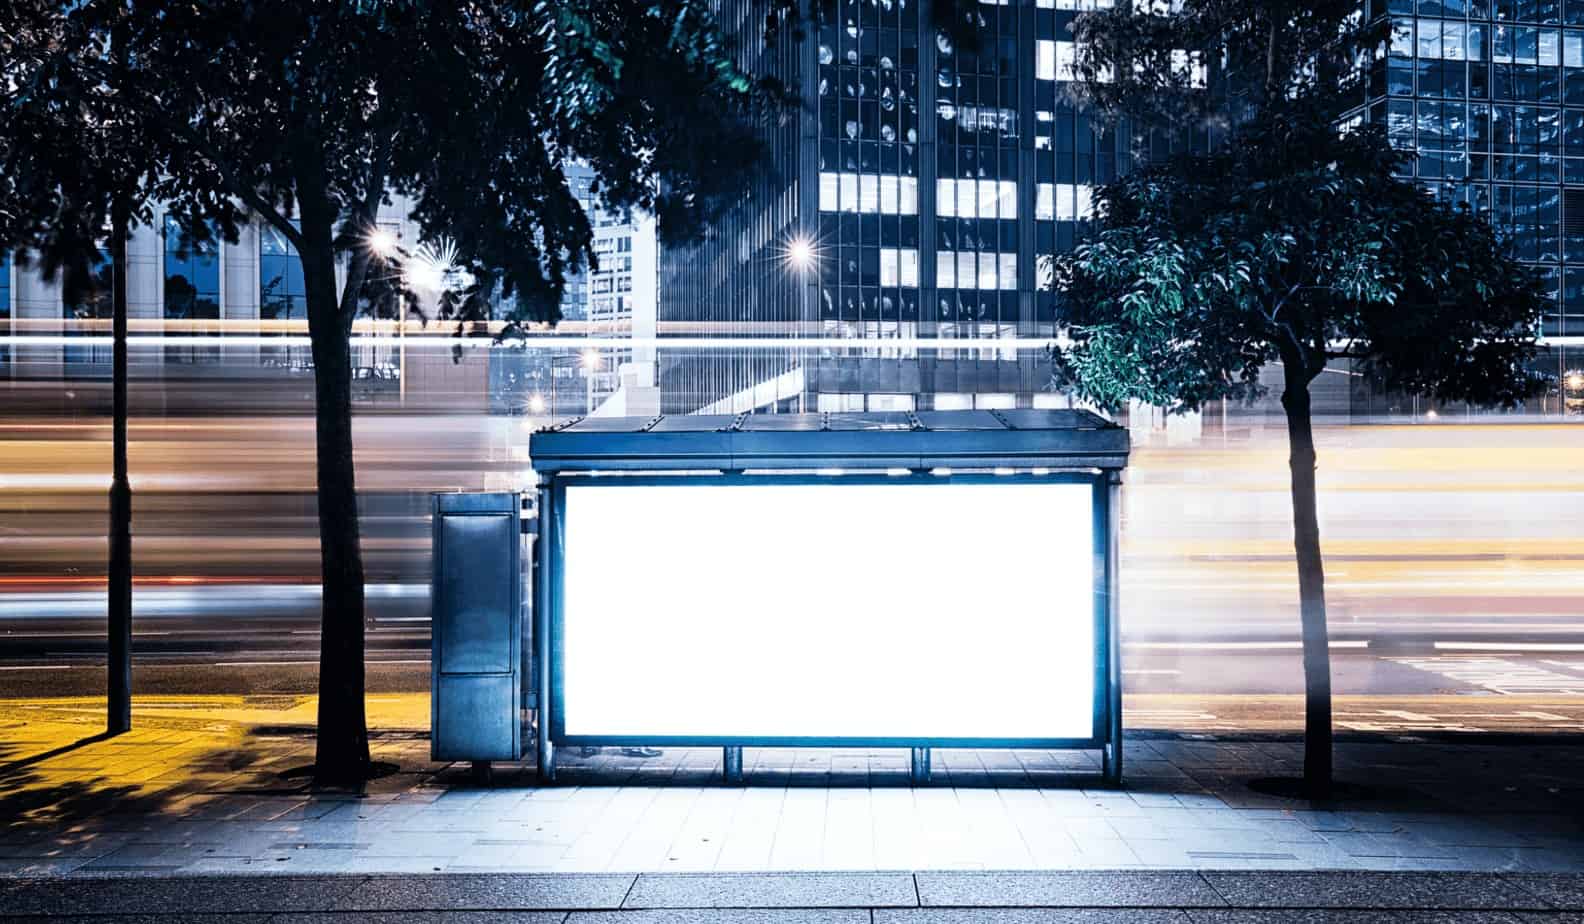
[1389,656,1584,695]
[1129,641,1370,650]
[1435,641,1584,652]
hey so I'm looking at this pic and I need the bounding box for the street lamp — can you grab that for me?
[1566,370,1584,393]
[785,235,815,273]
[529,392,547,415]
[366,226,399,260]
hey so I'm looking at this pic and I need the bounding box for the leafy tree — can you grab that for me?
[1053,103,1547,796]
[6,0,820,783]
[0,0,238,735]
[1056,0,1548,797]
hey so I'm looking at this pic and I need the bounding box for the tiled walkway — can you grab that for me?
[2,870,1584,921]
[1,696,1582,876]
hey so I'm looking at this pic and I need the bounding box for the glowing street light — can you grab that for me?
[366,226,399,259]
[785,236,815,272]
[580,348,601,371]
[529,392,547,414]
[1566,370,1584,392]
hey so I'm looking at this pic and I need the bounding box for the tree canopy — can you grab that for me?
[1053,105,1548,414]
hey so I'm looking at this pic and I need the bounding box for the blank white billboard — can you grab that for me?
[559,480,1096,741]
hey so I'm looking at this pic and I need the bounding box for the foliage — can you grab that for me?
[1064,0,1385,132]
[1053,103,1547,411]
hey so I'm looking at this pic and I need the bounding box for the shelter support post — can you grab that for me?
[722,746,743,784]
[535,484,556,783]
[910,747,931,783]
[1102,469,1123,786]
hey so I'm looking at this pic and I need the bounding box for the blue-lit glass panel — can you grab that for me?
[260,224,306,321]
[163,215,220,320]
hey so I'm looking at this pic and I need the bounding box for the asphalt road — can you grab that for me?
[3,411,1583,713]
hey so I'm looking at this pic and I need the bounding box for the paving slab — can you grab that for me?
[1199,873,1544,910]
[1184,911,1525,923]
[621,872,919,909]
[567,911,869,924]
[0,917,274,924]
[1514,876,1584,911]
[271,914,568,923]
[0,876,363,915]
[913,871,1226,908]
[875,910,1191,923]
[333,874,635,911]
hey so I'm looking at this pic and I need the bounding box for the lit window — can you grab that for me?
[859,174,880,214]
[840,173,859,212]
[1037,40,1056,81]
[937,178,957,217]
[999,253,1018,291]
[880,248,920,288]
[880,175,899,214]
[978,252,997,290]
[820,172,839,211]
[900,177,918,215]
[1037,183,1055,221]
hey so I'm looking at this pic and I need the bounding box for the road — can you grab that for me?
[2,411,1583,723]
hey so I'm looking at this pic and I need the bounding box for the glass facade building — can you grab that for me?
[659,0,1142,414]
[1367,0,1584,336]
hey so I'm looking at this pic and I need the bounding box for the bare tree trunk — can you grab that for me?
[301,239,371,783]
[1280,371,1332,797]
[106,200,132,736]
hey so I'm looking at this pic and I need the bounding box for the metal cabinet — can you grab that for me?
[430,492,524,761]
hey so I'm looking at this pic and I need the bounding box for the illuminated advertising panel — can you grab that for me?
[557,478,1097,744]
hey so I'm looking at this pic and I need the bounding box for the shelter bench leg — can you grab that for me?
[537,737,556,784]
[722,746,744,784]
[910,747,931,784]
[1102,741,1122,787]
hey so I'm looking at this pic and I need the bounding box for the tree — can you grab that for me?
[0,0,235,735]
[9,0,821,783]
[1052,102,1547,797]
[1055,0,1549,797]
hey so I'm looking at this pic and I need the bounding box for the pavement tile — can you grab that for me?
[622,872,919,909]
[0,916,273,924]
[271,914,567,923]
[914,872,1226,908]
[0,876,364,914]
[1200,872,1547,910]
[334,874,635,911]
[876,911,1191,923]
[1185,914,1523,923]
[569,911,868,924]
[1513,876,1584,910]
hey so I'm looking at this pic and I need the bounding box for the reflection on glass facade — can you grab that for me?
[64,246,112,368]
[1366,0,1584,335]
[0,252,9,367]
[163,215,220,321]
[658,0,1135,414]
[261,224,307,321]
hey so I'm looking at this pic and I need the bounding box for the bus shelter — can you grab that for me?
[433,409,1130,784]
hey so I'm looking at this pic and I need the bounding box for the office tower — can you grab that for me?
[657,0,1137,415]
[1365,0,1583,338]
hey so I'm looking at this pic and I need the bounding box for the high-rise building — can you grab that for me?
[1364,0,1584,338]
[658,0,1154,415]
[658,0,1582,418]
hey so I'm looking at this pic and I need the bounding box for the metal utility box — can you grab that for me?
[528,409,1130,784]
[430,492,524,761]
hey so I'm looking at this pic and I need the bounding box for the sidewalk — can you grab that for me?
[2,695,1583,877]
[2,870,1584,921]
